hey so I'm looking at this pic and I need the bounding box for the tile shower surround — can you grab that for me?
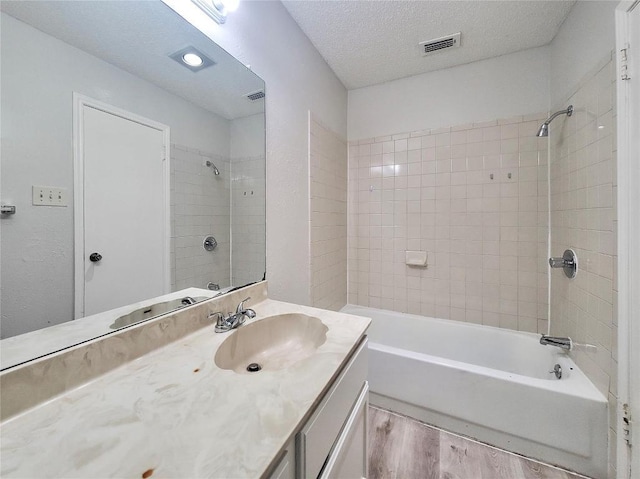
[548,55,617,477]
[310,115,348,311]
[231,155,266,287]
[170,144,231,291]
[348,114,550,333]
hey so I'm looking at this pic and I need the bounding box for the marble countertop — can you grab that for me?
[0,287,222,370]
[0,291,370,478]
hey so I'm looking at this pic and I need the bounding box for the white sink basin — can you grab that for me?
[214,313,328,373]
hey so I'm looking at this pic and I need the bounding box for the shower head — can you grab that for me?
[536,105,573,137]
[536,123,549,137]
[205,160,220,175]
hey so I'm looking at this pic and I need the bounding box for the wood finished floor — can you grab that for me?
[368,406,588,479]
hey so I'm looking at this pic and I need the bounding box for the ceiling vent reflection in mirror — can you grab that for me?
[192,0,240,24]
[246,90,265,102]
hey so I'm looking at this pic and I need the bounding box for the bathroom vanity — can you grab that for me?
[0,282,370,478]
[270,338,368,479]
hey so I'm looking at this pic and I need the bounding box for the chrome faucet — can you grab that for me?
[209,297,256,333]
[235,297,256,320]
[540,335,572,351]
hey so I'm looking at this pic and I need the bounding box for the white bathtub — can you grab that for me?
[341,304,608,479]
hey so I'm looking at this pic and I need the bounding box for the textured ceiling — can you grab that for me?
[282,0,576,90]
[1,1,264,120]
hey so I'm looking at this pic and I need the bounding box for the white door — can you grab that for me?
[75,97,169,317]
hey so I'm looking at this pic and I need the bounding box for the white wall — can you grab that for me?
[163,0,348,306]
[348,46,550,141]
[550,0,618,106]
[0,13,230,338]
[230,113,265,159]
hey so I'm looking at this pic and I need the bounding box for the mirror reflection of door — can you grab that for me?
[75,97,170,317]
[0,1,266,345]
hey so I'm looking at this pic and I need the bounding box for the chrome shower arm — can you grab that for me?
[543,105,573,125]
[536,105,573,136]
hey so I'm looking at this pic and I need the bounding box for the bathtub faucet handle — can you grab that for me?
[549,363,562,379]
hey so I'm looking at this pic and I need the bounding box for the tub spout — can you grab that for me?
[540,335,572,351]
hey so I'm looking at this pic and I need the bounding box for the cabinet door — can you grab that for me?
[297,338,368,479]
[268,441,295,479]
[320,382,369,479]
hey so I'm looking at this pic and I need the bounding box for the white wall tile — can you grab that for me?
[549,58,617,401]
[311,116,348,311]
[348,113,548,331]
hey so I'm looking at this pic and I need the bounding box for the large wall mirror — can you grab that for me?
[0,1,266,366]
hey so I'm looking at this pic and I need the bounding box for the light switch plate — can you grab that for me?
[32,186,68,206]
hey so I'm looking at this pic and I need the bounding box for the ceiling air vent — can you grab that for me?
[246,90,265,101]
[419,32,461,56]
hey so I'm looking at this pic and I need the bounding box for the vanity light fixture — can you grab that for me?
[169,47,215,72]
[191,0,240,24]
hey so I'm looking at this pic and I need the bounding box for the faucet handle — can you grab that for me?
[208,311,224,324]
[236,297,251,313]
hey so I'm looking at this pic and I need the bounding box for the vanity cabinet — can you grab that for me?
[1,286,372,479]
[296,337,368,479]
[268,446,295,479]
[318,383,368,479]
[266,337,368,479]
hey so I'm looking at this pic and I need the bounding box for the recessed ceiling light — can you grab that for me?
[169,47,215,72]
[182,53,204,67]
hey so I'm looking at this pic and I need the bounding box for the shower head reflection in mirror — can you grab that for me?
[205,160,221,175]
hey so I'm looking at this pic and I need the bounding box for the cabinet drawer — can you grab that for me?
[297,337,368,479]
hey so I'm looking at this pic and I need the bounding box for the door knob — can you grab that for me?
[89,252,103,263]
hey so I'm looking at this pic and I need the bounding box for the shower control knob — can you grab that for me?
[203,236,217,251]
[89,252,103,263]
[548,249,577,279]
